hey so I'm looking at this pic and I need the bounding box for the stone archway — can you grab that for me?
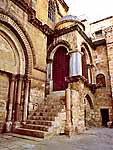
[53,46,70,91]
[47,40,71,93]
[47,43,71,93]
[0,12,33,132]
[84,94,95,127]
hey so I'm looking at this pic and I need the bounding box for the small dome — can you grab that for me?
[55,15,85,31]
[59,15,80,22]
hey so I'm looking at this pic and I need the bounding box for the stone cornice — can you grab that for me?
[66,75,96,94]
[10,0,54,35]
[53,25,95,49]
[93,39,106,47]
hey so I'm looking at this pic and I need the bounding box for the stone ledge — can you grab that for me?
[66,75,96,94]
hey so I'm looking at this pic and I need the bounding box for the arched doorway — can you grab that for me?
[84,95,94,127]
[0,12,33,132]
[53,46,69,91]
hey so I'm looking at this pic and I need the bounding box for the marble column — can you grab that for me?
[6,74,15,132]
[65,87,72,136]
[14,75,23,126]
[69,50,82,77]
[47,59,53,93]
[22,76,30,123]
[87,64,93,83]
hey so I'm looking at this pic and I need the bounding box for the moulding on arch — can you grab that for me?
[47,39,72,61]
[0,10,37,75]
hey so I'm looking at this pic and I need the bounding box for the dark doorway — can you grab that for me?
[53,47,69,91]
[101,109,109,127]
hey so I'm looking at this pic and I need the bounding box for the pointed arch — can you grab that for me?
[85,94,94,109]
[81,42,93,64]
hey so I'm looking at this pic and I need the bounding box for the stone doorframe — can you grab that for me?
[47,41,71,93]
[0,10,34,132]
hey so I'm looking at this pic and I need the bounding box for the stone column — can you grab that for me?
[6,74,15,132]
[87,64,92,83]
[14,75,23,127]
[22,76,30,123]
[65,87,72,136]
[69,50,82,77]
[47,59,53,93]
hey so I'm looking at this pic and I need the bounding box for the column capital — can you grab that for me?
[24,75,31,81]
[47,58,53,63]
[87,64,95,69]
[9,74,16,82]
[16,74,24,80]
[68,48,83,55]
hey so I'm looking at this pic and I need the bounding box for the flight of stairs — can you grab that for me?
[14,95,66,138]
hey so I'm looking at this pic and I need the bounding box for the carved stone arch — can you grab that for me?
[81,42,93,82]
[81,42,93,64]
[85,94,94,109]
[84,94,95,127]
[47,40,72,60]
[47,40,71,92]
[0,28,25,74]
[0,10,36,76]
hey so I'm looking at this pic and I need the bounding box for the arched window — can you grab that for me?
[96,74,106,87]
[81,48,88,80]
[48,0,55,22]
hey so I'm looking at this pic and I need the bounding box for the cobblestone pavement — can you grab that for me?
[0,128,113,150]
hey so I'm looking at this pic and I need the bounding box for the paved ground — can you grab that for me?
[0,128,113,150]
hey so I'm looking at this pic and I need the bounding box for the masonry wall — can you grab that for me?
[0,0,48,121]
[70,81,95,133]
[0,72,9,130]
[93,44,112,126]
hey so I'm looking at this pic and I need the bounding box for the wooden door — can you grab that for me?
[53,47,69,91]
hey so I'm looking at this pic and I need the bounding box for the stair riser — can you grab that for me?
[36,109,61,113]
[14,95,65,138]
[14,129,45,138]
[26,121,52,126]
[22,125,49,132]
[31,116,55,121]
[34,112,58,117]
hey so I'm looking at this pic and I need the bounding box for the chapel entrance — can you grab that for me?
[53,46,69,91]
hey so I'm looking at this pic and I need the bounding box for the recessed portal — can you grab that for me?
[100,109,109,127]
[53,46,69,91]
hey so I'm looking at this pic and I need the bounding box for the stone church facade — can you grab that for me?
[0,0,113,138]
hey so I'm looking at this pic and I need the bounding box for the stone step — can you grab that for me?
[37,104,63,110]
[31,116,55,121]
[37,104,64,111]
[22,124,50,132]
[36,108,61,113]
[26,120,52,126]
[45,101,64,105]
[16,94,66,138]
[34,112,58,117]
[14,128,46,138]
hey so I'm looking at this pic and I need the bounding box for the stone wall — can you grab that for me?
[0,0,48,128]
[70,80,95,133]
[93,44,113,125]
[0,72,9,130]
